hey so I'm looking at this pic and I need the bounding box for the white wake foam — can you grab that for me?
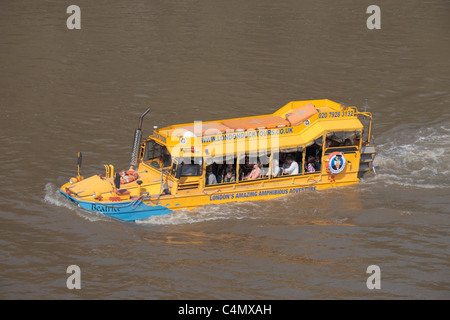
[368,123,450,189]
[43,183,106,222]
[136,202,260,225]
[43,182,78,210]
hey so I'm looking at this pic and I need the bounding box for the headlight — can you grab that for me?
[93,192,97,199]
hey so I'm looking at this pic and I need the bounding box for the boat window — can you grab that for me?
[204,145,327,186]
[304,142,322,174]
[279,151,303,176]
[143,140,172,169]
[325,131,360,148]
[204,155,266,184]
[324,146,358,154]
[238,155,269,181]
[181,164,201,176]
[205,157,237,186]
[175,157,203,177]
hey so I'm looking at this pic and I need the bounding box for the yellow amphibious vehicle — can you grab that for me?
[60,99,375,221]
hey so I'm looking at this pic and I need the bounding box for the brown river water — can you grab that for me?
[1,0,449,299]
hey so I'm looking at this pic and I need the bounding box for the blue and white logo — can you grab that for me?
[328,153,346,174]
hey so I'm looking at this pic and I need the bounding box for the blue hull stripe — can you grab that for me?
[59,190,172,221]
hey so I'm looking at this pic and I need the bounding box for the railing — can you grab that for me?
[357,111,373,144]
[103,164,114,178]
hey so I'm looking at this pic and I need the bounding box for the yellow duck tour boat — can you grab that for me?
[60,99,376,222]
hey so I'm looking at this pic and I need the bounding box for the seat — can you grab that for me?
[222,116,290,131]
[285,103,318,126]
[175,122,231,136]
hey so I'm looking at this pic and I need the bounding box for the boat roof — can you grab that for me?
[151,99,363,158]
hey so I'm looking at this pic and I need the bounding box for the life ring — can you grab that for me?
[119,170,139,184]
[325,152,346,176]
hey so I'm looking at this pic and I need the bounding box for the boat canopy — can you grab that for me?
[150,99,363,160]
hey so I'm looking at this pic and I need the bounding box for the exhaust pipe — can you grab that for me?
[129,108,150,170]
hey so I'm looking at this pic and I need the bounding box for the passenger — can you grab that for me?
[216,164,224,183]
[326,137,339,148]
[305,156,316,173]
[205,165,217,185]
[314,154,321,172]
[243,161,262,180]
[344,138,353,146]
[306,143,320,159]
[219,163,234,182]
[279,153,287,164]
[223,167,236,183]
[239,157,253,180]
[271,158,280,177]
[282,156,299,175]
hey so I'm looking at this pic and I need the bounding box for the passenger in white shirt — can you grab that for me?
[271,158,280,177]
[282,156,299,175]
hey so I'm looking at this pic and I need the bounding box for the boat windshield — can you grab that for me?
[173,156,203,177]
[143,139,172,170]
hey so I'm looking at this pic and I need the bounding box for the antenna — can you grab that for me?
[77,152,82,179]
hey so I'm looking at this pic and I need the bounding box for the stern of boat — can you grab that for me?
[357,108,376,178]
[358,144,376,178]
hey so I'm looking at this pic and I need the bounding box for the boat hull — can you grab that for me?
[59,190,172,221]
[59,174,360,222]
